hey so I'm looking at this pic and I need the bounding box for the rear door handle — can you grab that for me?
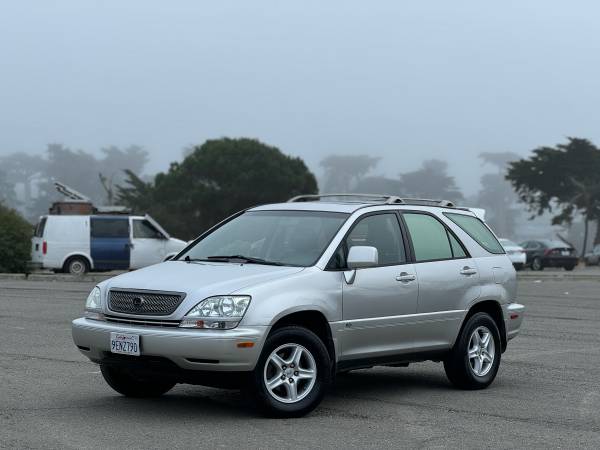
[396,272,416,282]
[460,267,477,276]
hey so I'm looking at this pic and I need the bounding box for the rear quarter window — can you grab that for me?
[444,213,504,254]
[34,217,47,237]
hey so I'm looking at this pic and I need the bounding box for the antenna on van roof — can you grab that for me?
[54,181,91,202]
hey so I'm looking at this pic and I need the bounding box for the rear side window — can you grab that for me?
[91,218,129,238]
[404,213,453,261]
[34,217,47,237]
[444,213,504,254]
[449,233,467,258]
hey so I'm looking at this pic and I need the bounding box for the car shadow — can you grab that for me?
[86,365,452,419]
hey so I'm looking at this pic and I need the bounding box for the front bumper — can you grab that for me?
[72,318,269,372]
[507,253,526,265]
[504,303,525,341]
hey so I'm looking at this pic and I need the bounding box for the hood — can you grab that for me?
[102,260,304,317]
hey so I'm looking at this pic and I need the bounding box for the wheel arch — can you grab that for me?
[269,310,336,364]
[61,253,94,271]
[456,300,507,352]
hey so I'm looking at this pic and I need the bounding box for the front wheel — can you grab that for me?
[564,265,575,271]
[444,312,501,390]
[249,326,332,418]
[100,365,175,397]
[531,257,544,271]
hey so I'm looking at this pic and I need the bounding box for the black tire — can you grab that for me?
[444,312,501,390]
[100,365,175,398]
[64,256,89,275]
[531,257,544,271]
[249,326,332,418]
[564,265,575,271]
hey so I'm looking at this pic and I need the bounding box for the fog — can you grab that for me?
[2,0,600,195]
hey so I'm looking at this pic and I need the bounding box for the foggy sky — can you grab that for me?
[1,0,599,195]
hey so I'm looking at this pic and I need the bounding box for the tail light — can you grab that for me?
[42,241,47,255]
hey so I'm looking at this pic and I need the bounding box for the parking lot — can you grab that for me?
[1,277,599,449]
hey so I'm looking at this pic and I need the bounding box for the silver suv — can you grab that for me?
[72,194,524,417]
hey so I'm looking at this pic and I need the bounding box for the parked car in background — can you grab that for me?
[72,194,524,417]
[498,239,526,270]
[583,245,600,266]
[31,214,186,274]
[519,239,578,271]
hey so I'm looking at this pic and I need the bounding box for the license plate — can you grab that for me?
[561,251,570,256]
[110,332,140,356]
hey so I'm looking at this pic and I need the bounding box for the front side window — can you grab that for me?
[404,213,453,261]
[133,219,163,239]
[345,213,406,266]
[444,213,504,254]
[178,210,349,267]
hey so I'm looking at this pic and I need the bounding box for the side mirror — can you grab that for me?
[347,246,378,269]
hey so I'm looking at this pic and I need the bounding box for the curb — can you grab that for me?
[0,272,123,283]
[518,273,600,281]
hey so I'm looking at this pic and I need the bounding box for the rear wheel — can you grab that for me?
[531,257,544,271]
[100,365,175,397]
[564,265,575,271]
[444,312,501,390]
[249,326,332,418]
[64,256,89,275]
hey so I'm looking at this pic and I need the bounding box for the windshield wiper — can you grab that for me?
[205,255,285,266]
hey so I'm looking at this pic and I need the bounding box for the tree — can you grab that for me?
[506,137,600,255]
[0,144,151,219]
[353,176,403,195]
[0,169,17,207]
[118,138,318,239]
[475,152,520,238]
[0,152,46,211]
[0,203,32,273]
[399,159,463,203]
[319,155,380,193]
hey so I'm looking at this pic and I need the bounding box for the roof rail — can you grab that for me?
[398,198,455,208]
[287,193,404,204]
[287,194,456,207]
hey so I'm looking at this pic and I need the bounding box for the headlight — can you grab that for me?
[84,287,104,320]
[180,295,251,329]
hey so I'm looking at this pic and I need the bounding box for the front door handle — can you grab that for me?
[460,266,477,276]
[396,272,416,282]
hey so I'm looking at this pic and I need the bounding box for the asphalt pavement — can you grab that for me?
[1,278,600,449]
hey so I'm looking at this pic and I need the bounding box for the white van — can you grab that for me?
[31,214,187,274]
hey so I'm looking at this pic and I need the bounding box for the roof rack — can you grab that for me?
[288,193,403,204]
[287,194,455,207]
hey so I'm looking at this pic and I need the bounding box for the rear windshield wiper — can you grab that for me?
[205,255,285,266]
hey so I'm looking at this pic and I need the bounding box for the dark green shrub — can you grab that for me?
[0,204,32,273]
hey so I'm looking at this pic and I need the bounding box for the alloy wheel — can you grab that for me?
[263,343,317,404]
[467,326,495,377]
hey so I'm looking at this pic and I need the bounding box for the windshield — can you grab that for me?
[499,239,518,247]
[177,210,349,267]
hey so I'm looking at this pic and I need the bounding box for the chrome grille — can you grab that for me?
[108,289,185,316]
[105,315,180,328]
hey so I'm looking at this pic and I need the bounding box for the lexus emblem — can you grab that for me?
[132,296,145,307]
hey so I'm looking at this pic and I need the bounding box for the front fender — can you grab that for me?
[237,268,343,327]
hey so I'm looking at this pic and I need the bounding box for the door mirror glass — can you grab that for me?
[347,246,379,269]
